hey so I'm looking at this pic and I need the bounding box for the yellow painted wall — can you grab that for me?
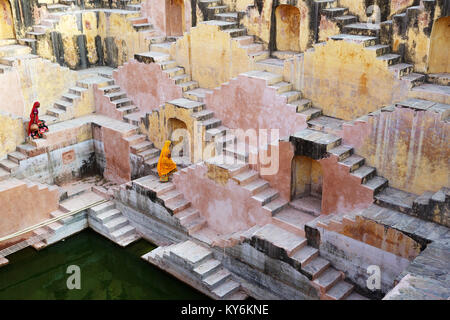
[176,23,252,89]
[275,5,301,52]
[428,16,450,74]
[0,111,25,159]
[303,40,410,120]
[0,0,15,39]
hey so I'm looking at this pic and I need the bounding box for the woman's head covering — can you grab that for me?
[33,101,40,108]
[157,140,177,177]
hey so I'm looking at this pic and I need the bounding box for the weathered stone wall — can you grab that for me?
[303,39,410,120]
[113,59,182,113]
[343,105,450,195]
[173,163,272,235]
[318,227,411,296]
[141,0,191,36]
[0,111,25,159]
[0,178,58,238]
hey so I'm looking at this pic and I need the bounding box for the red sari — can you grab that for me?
[28,102,40,136]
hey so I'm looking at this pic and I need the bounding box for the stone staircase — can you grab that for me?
[315,0,426,88]
[246,223,368,300]
[131,175,208,235]
[142,240,248,299]
[88,200,141,246]
[291,128,388,195]
[96,69,146,125]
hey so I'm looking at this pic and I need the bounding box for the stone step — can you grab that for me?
[175,207,201,225]
[366,44,391,57]
[322,7,348,17]
[290,245,319,267]
[184,216,207,234]
[118,105,139,115]
[165,196,191,214]
[224,28,247,38]
[328,144,353,161]
[100,85,121,94]
[135,51,170,63]
[179,81,199,92]
[243,70,283,85]
[159,189,183,203]
[243,178,269,195]
[363,176,388,194]
[133,23,153,31]
[231,169,259,186]
[112,97,132,107]
[211,279,241,299]
[203,268,231,290]
[339,154,365,172]
[124,134,147,145]
[302,256,331,280]
[351,165,376,183]
[200,117,222,130]
[182,88,212,102]
[138,147,160,160]
[163,67,185,78]
[333,16,357,28]
[69,86,88,96]
[269,81,292,94]
[280,90,302,103]
[167,98,205,111]
[343,23,381,37]
[252,188,279,206]
[374,186,417,214]
[104,216,129,233]
[106,91,127,101]
[330,34,378,47]
[205,155,248,176]
[389,63,413,77]
[325,281,354,300]
[7,151,27,164]
[90,201,116,216]
[377,53,402,66]
[54,99,72,111]
[191,109,215,121]
[0,159,19,173]
[251,223,307,257]
[193,259,222,279]
[111,224,136,241]
[61,93,79,103]
[0,168,10,181]
[169,240,213,269]
[150,42,173,54]
[313,267,343,291]
[206,6,228,15]
[427,73,450,86]
[96,208,122,224]
[130,141,153,154]
[262,197,289,215]
[215,12,238,22]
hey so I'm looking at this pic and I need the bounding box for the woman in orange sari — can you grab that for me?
[157,140,177,182]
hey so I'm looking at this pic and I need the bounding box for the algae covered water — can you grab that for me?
[0,229,207,300]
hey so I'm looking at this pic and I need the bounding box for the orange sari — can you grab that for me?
[157,140,177,181]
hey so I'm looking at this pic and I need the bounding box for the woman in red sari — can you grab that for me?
[27,101,48,139]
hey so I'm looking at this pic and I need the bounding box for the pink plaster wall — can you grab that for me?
[0,70,25,117]
[113,59,182,113]
[0,180,58,238]
[141,0,191,35]
[102,126,131,184]
[205,74,307,142]
[94,84,123,121]
[257,140,294,201]
[319,155,374,214]
[173,164,272,235]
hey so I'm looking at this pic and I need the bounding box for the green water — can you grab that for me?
[0,229,208,300]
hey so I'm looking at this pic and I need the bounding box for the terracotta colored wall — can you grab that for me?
[343,106,450,195]
[205,74,307,140]
[173,164,272,235]
[0,179,58,238]
[258,140,294,201]
[113,59,182,113]
[141,0,191,35]
[101,126,131,184]
[319,155,374,214]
